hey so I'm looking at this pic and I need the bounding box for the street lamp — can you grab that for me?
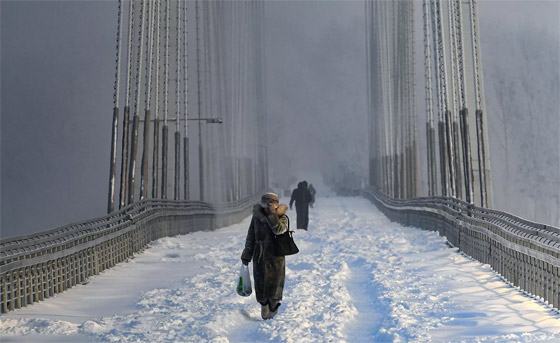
[191,118,223,124]
[188,117,222,201]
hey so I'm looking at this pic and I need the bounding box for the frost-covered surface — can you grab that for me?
[480,1,560,227]
[2,197,560,342]
[408,1,560,227]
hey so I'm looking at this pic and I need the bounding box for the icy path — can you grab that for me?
[2,197,560,342]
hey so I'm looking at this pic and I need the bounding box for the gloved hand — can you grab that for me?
[276,204,288,216]
[242,259,249,266]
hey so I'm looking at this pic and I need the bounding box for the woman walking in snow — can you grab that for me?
[241,192,289,320]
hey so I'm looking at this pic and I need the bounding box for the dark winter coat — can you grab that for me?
[289,182,312,211]
[290,182,312,229]
[241,205,289,304]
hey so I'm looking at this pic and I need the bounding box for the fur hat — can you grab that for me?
[260,192,279,207]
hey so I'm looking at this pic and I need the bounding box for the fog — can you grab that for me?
[1,1,115,238]
[264,0,367,196]
[479,0,560,225]
[1,0,558,238]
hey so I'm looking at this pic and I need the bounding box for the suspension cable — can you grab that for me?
[145,0,156,109]
[183,0,189,200]
[184,0,189,138]
[152,0,161,199]
[447,0,460,120]
[155,0,161,120]
[133,0,146,118]
[164,0,170,126]
[113,0,123,108]
[454,0,467,110]
[423,0,434,127]
[176,0,181,132]
[124,0,134,108]
[430,0,442,121]
[435,0,449,114]
[140,0,156,200]
[470,0,484,111]
[108,0,124,213]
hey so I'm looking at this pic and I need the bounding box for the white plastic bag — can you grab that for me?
[236,264,252,297]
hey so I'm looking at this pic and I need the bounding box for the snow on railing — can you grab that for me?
[0,193,261,313]
[362,186,560,310]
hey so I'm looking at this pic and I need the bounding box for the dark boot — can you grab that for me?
[261,303,270,320]
[268,300,281,319]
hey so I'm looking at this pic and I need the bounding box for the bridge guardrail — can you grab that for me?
[362,186,560,310]
[0,194,261,313]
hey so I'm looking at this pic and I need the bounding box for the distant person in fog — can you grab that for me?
[289,181,312,230]
[308,183,316,208]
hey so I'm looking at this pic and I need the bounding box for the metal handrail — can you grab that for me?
[0,194,260,271]
[362,186,560,309]
[364,187,560,240]
[1,200,210,259]
[1,193,262,313]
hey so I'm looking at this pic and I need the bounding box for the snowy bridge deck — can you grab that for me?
[1,197,559,343]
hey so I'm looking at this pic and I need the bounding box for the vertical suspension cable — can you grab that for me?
[431,0,449,197]
[113,0,123,109]
[448,0,463,199]
[455,0,474,204]
[435,0,456,198]
[394,0,402,198]
[470,0,490,207]
[423,0,437,197]
[215,2,229,201]
[152,0,161,199]
[140,0,156,200]
[161,0,170,199]
[408,0,418,198]
[108,0,124,213]
[447,0,459,120]
[195,0,204,201]
[119,0,135,208]
[174,0,182,201]
[183,0,190,200]
[365,0,372,187]
[202,0,212,201]
[378,1,388,194]
[233,1,240,200]
[237,2,244,198]
[128,0,147,204]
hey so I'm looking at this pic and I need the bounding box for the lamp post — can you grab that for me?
[188,117,222,201]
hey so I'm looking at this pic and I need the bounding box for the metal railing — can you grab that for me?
[362,186,560,310]
[0,194,260,313]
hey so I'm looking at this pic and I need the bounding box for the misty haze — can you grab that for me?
[2,0,560,341]
[2,0,558,238]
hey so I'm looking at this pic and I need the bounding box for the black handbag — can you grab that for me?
[274,215,299,256]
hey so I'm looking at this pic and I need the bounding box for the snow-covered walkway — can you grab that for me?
[2,197,560,342]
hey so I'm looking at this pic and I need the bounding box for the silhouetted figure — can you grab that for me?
[308,183,316,208]
[289,181,312,230]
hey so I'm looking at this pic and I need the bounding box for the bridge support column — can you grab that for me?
[119,106,131,208]
[162,125,169,199]
[128,114,140,204]
[140,109,151,200]
[108,107,119,213]
[460,108,473,203]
